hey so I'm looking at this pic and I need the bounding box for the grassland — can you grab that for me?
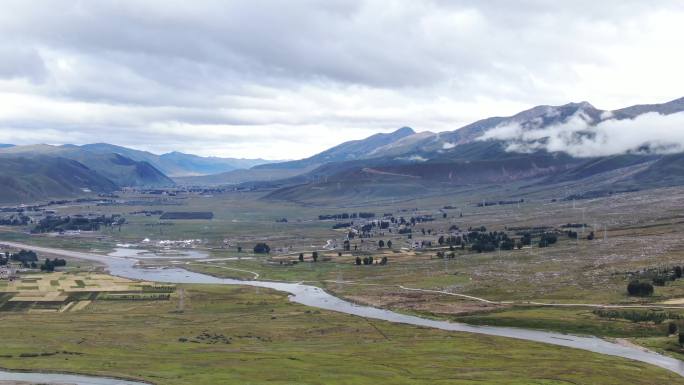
[4,185,684,367]
[0,282,682,385]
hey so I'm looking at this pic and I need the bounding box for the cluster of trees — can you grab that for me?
[0,249,38,267]
[477,199,524,207]
[419,228,433,235]
[627,280,654,297]
[560,223,587,228]
[467,226,487,232]
[0,214,30,226]
[565,228,596,240]
[431,228,567,256]
[318,212,375,220]
[633,265,684,287]
[465,231,517,253]
[297,252,319,262]
[438,231,520,254]
[40,258,67,272]
[538,233,558,248]
[99,293,170,301]
[652,266,684,286]
[593,308,679,324]
[377,240,392,248]
[355,256,388,265]
[32,215,125,233]
[438,235,463,246]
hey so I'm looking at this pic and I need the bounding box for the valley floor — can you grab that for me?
[3,185,684,382]
[0,281,682,385]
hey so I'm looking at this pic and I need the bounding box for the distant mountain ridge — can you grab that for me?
[253,126,416,170]
[254,96,684,202]
[0,144,176,203]
[2,95,684,203]
[79,143,278,177]
[0,144,173,188]
[177,127,418,185]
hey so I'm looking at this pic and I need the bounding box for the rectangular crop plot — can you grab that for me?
[160,211,214,220]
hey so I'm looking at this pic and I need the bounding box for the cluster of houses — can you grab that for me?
[0,265,17,281]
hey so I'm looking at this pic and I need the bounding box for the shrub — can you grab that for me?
[253,243,270,254]
[627,280,654,297]
[668,322,678,335]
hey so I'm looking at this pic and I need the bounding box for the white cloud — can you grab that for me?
[480,111,684,157]
[0,1,683,158]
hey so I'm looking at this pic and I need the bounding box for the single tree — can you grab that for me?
[668,322,678,335]
[253,243,270,254]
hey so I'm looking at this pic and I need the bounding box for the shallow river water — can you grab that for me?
[1,241,684,384]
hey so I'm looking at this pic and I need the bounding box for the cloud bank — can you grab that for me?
[479,111,684,157]
[1,1,684,158]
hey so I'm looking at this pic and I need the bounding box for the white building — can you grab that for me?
[0,265,17,280]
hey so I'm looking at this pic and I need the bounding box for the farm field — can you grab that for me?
[0,271,174,313]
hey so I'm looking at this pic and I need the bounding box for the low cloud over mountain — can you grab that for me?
[480,108,684,158]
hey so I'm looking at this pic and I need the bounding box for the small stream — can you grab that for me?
[2,242,684,384]
[0,370,147,385]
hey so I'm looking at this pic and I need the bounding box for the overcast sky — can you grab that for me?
[0,0,683,159]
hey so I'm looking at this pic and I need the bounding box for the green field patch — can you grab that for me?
[66,292,94,301]
[140,285,176,293]
[97,292,171,301]
[0,301,33,312]
[31,302,63,310]
[455,306,671,338]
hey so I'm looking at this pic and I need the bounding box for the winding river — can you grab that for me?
[2,241,684,384]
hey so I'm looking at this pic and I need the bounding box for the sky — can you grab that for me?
[1,0,683,159]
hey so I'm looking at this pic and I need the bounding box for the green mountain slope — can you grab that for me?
[0,145,173,187]
[0,156,117,204]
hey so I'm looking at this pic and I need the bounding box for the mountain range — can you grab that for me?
[250,96,684,202]
[1,96,683,204]
[0,144,276,203]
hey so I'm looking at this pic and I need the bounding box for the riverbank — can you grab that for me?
[1,240,684,384]
[1,282,683,385]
